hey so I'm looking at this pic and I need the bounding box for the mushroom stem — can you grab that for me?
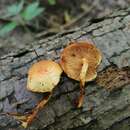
[8,93,52,128]
[22,92,52,128]
[77,58,88,108]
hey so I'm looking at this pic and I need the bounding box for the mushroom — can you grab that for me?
[60,41,102,108]
[15,60,63,127]
[27,60,63,93]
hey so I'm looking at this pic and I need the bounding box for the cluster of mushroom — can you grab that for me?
[19,41,102,127]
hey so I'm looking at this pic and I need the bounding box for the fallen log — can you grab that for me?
[0,8,130,130]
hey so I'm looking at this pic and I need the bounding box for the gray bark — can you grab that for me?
[0,8,130,130]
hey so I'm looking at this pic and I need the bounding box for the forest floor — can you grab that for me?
[0,0,130,57]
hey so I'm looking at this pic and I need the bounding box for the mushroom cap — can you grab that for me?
[60,41,102,82]
[27,60,63,93]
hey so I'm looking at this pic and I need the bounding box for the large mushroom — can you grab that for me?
[60,41,102,108]
[14,60,62,127]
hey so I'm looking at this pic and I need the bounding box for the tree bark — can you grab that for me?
[0,8,130,130]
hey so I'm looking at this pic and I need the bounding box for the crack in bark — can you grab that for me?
[110,48,130,59]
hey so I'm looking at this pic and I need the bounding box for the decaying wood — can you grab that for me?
[0,8,130,130]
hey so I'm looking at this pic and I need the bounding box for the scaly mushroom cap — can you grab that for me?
[27,60,63,93]
[60,41,102,82]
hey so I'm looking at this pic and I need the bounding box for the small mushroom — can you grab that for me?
[27,60,63,93]
[60,41,102,108]
[15,60,62,127]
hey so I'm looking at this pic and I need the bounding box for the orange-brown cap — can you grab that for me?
[60,41,102,82]
[27,60,63,93]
